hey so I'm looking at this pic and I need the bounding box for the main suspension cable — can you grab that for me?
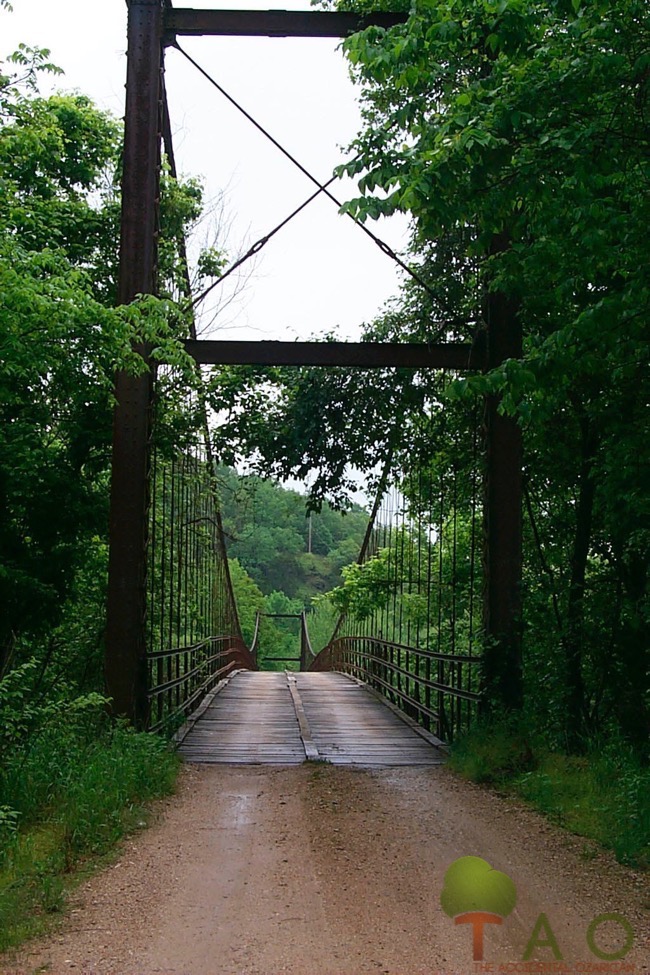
[171,41,437,300]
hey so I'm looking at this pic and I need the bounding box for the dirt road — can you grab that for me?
[4,763,648,975]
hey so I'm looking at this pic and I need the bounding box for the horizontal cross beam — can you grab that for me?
[262,613,302,619]
[183,340,483,370]
[164,9,408,39]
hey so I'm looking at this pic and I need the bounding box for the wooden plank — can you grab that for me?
[179,671,304,765]
[180,670,445,767]
[286,674,320,761]
[295,673,445,766]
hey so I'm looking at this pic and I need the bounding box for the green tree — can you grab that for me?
[0,39,201,675]
[205,0,649,749]
[228,558,266,646]
[217,467,369,598]
[334,0,649,747]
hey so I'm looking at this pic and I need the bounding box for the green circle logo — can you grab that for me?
[586,913,634,960]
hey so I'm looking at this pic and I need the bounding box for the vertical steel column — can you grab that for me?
[105,0,164,726]
[483,233,524,711]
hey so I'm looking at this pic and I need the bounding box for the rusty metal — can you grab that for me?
[310,636,481,731]
[146,436,254,730]
[261,613,302,619]
[161,77,245,655]
[164,9,408,40]
[106,0,164,727]
[249,610,262,664]
[148,635,255,733]
[300,612,316,672]
[183,339,484,370]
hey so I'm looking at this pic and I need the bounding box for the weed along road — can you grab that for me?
[4,763,648,975]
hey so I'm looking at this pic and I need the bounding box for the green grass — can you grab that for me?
[0,719,180,951]
[449,720,650,869]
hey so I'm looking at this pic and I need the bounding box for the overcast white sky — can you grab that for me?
[2,0,409,341]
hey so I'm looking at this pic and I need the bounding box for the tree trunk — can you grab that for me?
[564,414,598,748]
[482,232,524,715]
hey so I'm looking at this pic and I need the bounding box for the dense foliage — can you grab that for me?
[0,27,195,929]
[0,52,199,677]
[212,0,649,753]
[219,470,367,666]
[218,467,368,598]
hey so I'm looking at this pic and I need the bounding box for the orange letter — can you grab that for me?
[455,911,503,961]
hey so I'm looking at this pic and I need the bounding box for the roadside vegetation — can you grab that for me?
[0,704,179,951]
[449,719,650,868]
[0,16,194,943]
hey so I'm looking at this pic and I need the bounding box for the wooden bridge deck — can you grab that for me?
[178,670,445,767]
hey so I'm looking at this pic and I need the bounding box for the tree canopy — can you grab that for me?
[0,42,199,672]
[208,0,649,749]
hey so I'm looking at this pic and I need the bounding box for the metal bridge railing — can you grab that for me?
[249,611,316,671]
[299,611,316,672]
[308,386,484,743]
[311,636,480,741]
[148,635,255,733]
[146,391,255,732]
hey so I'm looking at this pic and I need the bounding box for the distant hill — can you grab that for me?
[217,467,368,603]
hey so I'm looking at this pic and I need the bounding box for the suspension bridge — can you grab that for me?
[141,396,481,764]
[103,2,524,763]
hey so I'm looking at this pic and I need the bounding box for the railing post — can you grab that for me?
[105,0,164,727]
[300,612,315,672]
[483,232,524,712]
[300,613,307,671]
[249,611,261,666]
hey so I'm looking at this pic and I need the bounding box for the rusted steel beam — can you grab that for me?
[262,613,301,619]
[106,0,164,728]
[164,8,408,40]
[183,339,484,370]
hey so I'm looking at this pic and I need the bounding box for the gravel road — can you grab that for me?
[3,763,648,975]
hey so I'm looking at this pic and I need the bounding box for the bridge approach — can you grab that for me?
[178,670,445,766]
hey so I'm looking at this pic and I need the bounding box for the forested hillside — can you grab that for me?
[219,467,367,598]
[217,468,367,666]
